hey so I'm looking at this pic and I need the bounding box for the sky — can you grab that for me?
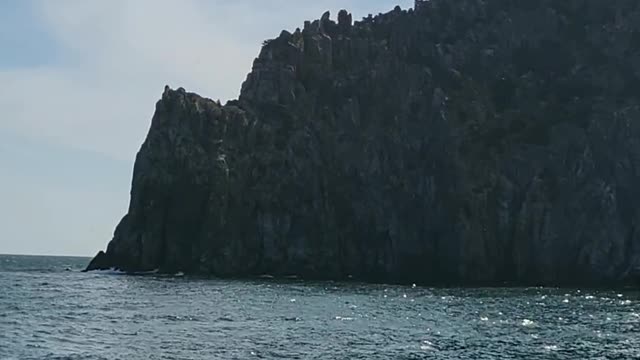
[0,0,413,257]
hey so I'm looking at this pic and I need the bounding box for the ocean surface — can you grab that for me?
[1,255,639,359]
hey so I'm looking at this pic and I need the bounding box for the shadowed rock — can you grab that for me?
[86,0,640,286]
[84,251,111,272]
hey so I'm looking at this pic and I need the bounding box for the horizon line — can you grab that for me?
[0,253,92,258]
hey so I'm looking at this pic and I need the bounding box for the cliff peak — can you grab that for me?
[87,1,640,286]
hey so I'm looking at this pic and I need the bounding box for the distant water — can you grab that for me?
[1,255,639,359]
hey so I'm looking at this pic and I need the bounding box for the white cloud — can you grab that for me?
[2,0,259,160]
[0,170,128,256]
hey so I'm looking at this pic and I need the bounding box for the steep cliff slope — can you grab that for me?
[87,0,640,286]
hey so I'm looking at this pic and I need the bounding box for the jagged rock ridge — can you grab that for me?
[87,0,640,286]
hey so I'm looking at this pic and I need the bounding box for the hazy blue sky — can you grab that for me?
[0,0,413,256]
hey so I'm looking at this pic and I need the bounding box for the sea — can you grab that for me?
[0,254,639,359]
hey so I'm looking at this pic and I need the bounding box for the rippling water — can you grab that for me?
[1,255,639,359]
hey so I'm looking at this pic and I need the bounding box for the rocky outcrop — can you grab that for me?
[87,0,640,286]
[84,251,111,271]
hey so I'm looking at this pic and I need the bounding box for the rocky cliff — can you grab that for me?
[87,0,640,286]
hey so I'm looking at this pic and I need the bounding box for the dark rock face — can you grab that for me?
[87,1,640,286]
[83,251,111,271]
